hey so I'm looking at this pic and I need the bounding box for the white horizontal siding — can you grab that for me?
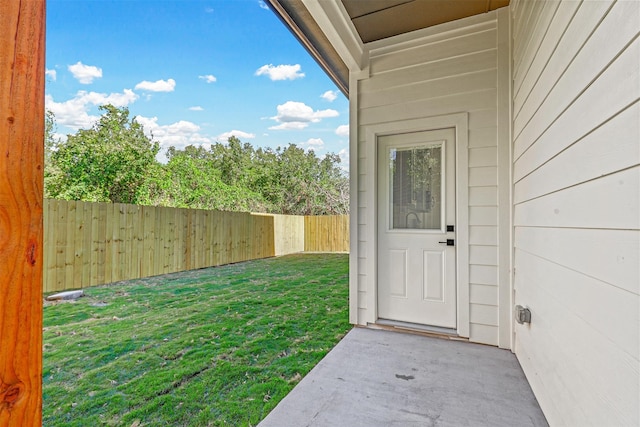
[360,88,497,126]
[469,323,498,345]
[470,207,498,226]
[513,0,580,114]
[469,108,497,128]
[469,166,497,187]
[514,102,639,204]
[353,12,506,345]
[469,187,497,206]
[514,167,639,229]
[469,127,499,148]
[515,227,639,295]
[513,0,616,128]
[511,0,640,425]
[515,250,639,426]
[370,27,497,74]
[469,226,498,246]
[512,0,561,92]
[515,37,639,175]
[470,265,498,286]
[514,0,634,155]
[470,284,497,307]
[359,69,497,110]
[469,147,498,168]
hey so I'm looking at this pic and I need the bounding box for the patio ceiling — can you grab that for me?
[267,0,509,95]
[342,0,509,43]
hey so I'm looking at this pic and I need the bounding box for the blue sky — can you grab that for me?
[45,0,349,166]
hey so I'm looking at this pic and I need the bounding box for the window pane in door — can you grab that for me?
[389,144,442,230]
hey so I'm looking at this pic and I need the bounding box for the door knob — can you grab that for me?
[438,239,455,246]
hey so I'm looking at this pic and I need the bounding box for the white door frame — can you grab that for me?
[364,112,470,338]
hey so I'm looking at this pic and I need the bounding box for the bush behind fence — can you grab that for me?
[44,199,349,293]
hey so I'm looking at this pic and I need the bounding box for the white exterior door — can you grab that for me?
[377,128,456,328]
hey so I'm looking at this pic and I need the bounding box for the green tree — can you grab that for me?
[145,144,267,212]
[149,140,349,215]
[211,136,255,187]
[270,144,348,215]
[44,109,57,164]
[45,108,349,214]
[44,109,61,199]
[46,105,160,204]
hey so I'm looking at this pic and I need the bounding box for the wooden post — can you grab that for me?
[0,0,45,425]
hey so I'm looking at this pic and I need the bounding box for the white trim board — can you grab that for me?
[496,6,513,350]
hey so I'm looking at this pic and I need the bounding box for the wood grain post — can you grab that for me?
[0,0,45,425]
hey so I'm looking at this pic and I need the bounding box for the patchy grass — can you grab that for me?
[43,253,350,426]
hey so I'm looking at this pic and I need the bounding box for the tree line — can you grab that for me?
[45,105,349,215]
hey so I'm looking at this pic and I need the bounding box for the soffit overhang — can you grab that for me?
[267,0,510,97]
[342,0,509,43]
[266,0,350,96]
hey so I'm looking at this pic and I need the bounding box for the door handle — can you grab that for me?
[438,239,455,246]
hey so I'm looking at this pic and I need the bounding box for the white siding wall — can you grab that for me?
[354,11,511,346]
[511,0,640,425]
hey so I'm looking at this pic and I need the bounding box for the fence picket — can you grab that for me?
[43,199,348,292]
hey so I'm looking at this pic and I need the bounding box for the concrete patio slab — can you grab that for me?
[259,327,547,427]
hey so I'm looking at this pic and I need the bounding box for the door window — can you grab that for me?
[388,143,443,230]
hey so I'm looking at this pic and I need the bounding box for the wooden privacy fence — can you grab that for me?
[44,199,349,293]
[304,215,350,252]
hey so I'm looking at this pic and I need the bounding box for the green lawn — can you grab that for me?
[43,253,350,426]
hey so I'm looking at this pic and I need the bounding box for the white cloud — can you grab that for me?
[255,64,304,81]
[338,148,349,172]
[269,122,308,131]
[258,1,269,10]
[300,138,324,152]
[205,7,214,13]
[136,116,213,160]
[46,69,57,81]
[45,89,139,130]
[68,61,102,84]
[53,132,67,143]
[321,90,338,102]
[134,78,176,92]
[269,101,339,130]
[198,74,217,83]
[335,124,349,137]
[216,130,256,142]
[189,106,204,111]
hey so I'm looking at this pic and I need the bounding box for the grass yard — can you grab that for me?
[43,253,350,426]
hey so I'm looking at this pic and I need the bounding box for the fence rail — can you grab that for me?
[44,200,348,293]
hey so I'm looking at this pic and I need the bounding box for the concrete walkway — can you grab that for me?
[259,327,547,427]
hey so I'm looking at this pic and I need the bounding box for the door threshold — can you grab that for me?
[371,319,468,341]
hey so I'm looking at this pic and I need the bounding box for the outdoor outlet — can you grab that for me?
[515,305,532,324]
